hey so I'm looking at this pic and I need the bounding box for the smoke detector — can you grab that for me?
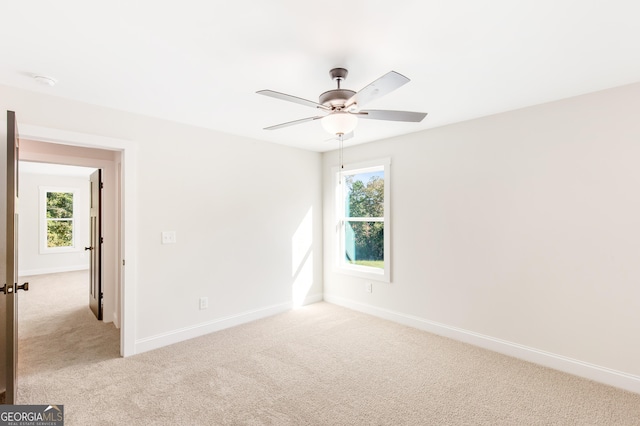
[33,75,57,86]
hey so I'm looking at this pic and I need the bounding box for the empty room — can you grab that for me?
[1,1,639,424]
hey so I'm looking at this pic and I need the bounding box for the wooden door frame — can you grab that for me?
[15,124,137,357]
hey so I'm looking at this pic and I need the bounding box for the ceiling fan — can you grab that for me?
[257,68,427,139]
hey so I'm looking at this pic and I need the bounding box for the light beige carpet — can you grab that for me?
[16,271,640,425]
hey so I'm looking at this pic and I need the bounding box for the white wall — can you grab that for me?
[0,84,323,354]
[323,82,640,393]
[18,171,91,276]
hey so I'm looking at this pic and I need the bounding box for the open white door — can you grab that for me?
[87,169,103,320]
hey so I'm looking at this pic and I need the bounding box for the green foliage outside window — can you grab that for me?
[47,192,74,248]
[344,174,384,269]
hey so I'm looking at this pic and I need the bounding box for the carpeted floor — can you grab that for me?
[16,271,640,425]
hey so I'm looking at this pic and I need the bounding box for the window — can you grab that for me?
[41,187,78,252]
[335,158,391,282]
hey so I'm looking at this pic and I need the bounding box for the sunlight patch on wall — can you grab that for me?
[292,208,313,308]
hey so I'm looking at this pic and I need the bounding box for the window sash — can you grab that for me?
[40,187,79,253]
[46,218,74,248]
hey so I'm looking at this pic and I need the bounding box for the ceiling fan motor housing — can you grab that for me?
[319,89,356,109]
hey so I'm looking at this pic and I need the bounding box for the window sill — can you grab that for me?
[39,247,82,255]
[336,264,390,283]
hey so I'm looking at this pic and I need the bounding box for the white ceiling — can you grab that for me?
[1,1,639,152]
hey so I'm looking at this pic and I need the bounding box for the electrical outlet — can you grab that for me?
[161,231,177,244]
[199,297,208,310]
[365,282,372,293]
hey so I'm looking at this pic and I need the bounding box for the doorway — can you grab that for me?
[17,161,105,324]
[19,147,120,324]
[16,124,137,357]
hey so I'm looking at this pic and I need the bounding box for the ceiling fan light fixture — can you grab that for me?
[321,112,358,135]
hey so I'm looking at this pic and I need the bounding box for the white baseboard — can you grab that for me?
[19,265,89,277]
[112,311,120,329]
[300,292,324,305]
[324,294,640,395]
[134,292,323,355]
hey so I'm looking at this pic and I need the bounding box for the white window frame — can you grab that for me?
[40,186,79,254]
[334,157,391,283]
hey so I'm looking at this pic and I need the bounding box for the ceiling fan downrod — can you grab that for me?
[330,68,348,89]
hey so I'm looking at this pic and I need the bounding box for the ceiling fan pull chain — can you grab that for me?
[339,133,344,170]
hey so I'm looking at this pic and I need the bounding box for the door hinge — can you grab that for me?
[122,259,126,266]
[100,182,104,189]
[100,237,104,244]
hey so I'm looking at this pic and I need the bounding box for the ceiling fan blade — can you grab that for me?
[345,71,410,108]
[358,109,427,122]
[257,90,330,111]
[264,116,324,130]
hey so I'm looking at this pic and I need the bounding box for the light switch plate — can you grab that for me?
[161,231,177,244]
